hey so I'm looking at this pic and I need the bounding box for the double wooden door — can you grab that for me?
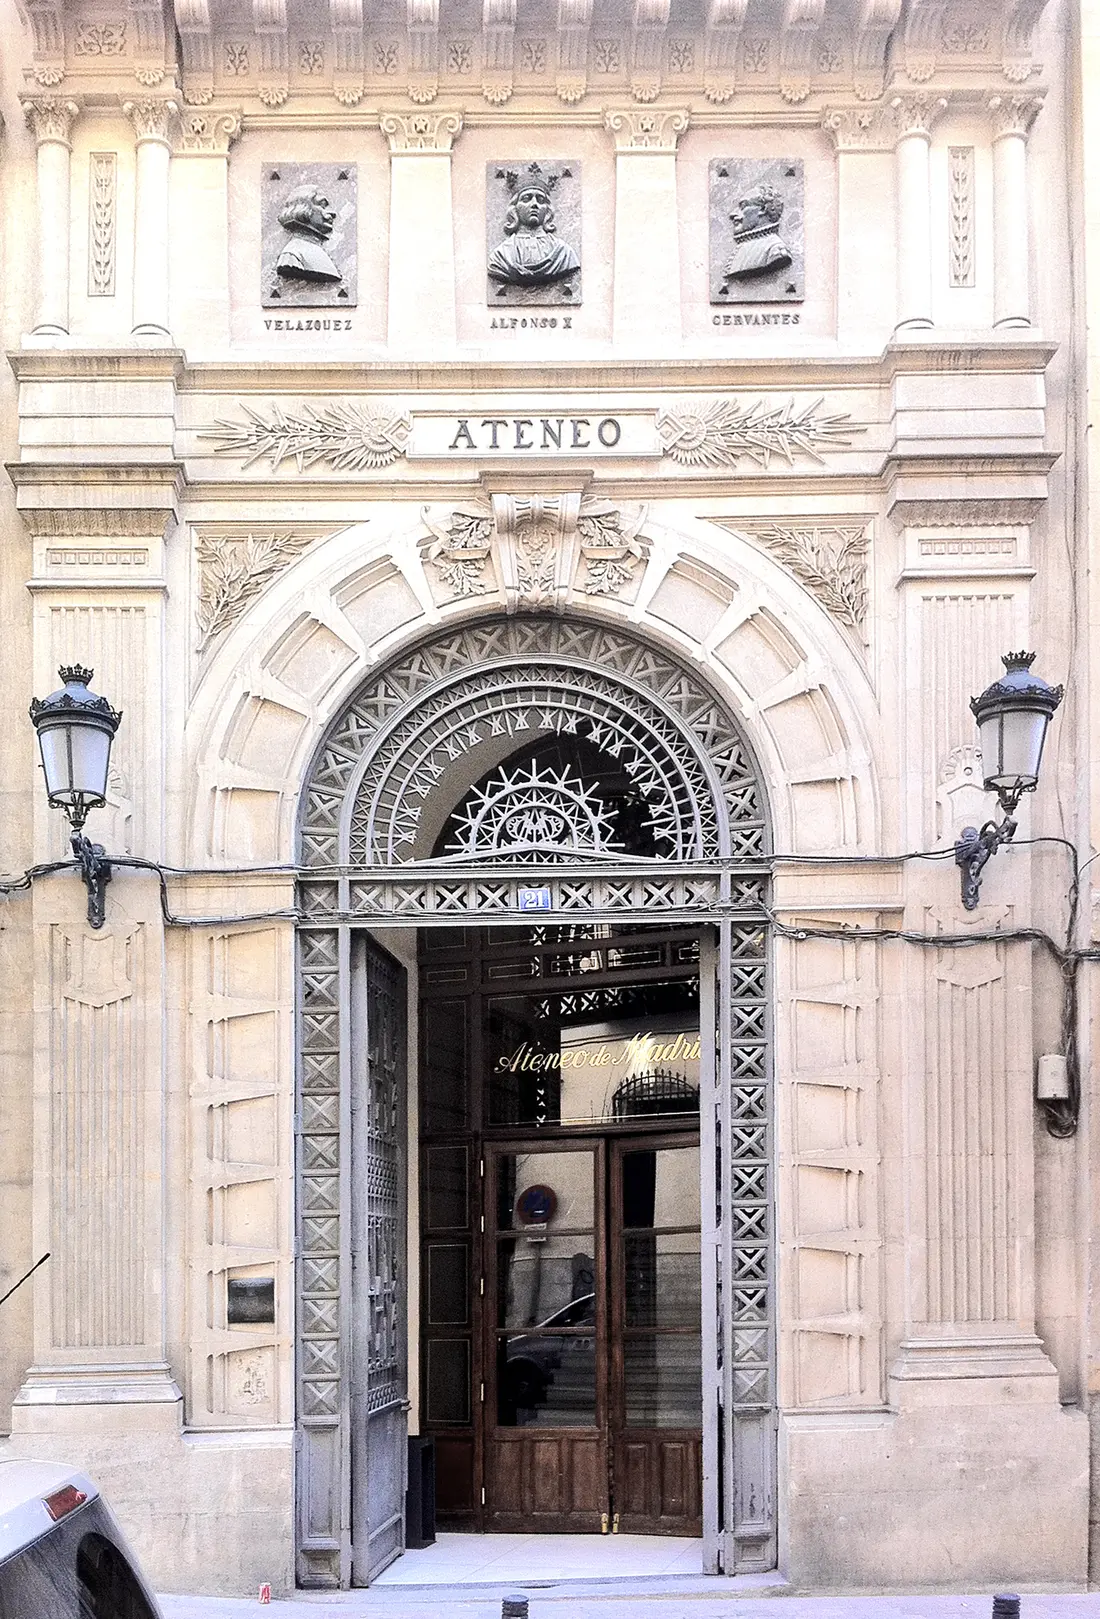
[484,1132,702,1535]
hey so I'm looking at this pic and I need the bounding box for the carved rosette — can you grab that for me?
[22,96,81,146]
[381,110,462,152]
[604,107,690,153]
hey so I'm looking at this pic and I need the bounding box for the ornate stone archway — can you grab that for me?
[295,614,776,1588]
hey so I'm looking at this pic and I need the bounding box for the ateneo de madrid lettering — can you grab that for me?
[0,0,1098,1603]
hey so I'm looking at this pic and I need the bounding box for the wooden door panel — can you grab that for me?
[614,1435,702,1532]
[435,1436,476,1514]
[486,1434,606,1528]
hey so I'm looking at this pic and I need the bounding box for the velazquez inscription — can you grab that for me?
[262,163,358,309]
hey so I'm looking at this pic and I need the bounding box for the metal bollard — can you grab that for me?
[502,1597,529,1619]
[993,1597,1020,1619]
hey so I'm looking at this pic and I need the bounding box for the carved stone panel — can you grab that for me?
[486,160,582,307]
[261,162,358,309]
[710,158,804,305]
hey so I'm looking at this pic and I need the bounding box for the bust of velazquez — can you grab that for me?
[275,185,343,284]
[488,167,580,289]
[722,184,793,282]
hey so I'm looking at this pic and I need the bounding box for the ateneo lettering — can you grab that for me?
[447,415,623,451]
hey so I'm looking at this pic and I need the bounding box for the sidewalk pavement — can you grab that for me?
[158,1589,1100,1619]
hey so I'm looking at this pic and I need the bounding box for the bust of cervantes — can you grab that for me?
[722,184,793,282]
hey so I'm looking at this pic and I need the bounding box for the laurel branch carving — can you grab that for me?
[201,402,412,472]
[657,397,859,469]
[748,521,869,629]
[196,530,316,649]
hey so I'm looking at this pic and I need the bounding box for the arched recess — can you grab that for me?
[293,614,777,1589]
[182,509,881,871]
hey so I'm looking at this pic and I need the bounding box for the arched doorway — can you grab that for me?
[295,616,774,1588]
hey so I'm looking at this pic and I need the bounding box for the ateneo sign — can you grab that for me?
[407,407,661,458]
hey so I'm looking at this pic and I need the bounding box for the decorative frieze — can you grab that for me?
[74,19,127,54]
[556,0,592,102]
[948,145,975,286]
[656,396,858,468]
[202,401,412,471]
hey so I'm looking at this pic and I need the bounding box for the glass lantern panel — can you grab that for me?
[980,709,1047,791]
[37,723,111,805]
[37,725,74,802]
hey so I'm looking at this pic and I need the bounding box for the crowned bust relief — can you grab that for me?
[261,162,358,309]
[709,158,804,305]
[486,161,582,307]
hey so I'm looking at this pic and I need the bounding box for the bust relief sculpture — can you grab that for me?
[276,185,342,284]
[486,161,582,305]
[709,159,803,305]
[723,184,793,282]
[261,162,358,309]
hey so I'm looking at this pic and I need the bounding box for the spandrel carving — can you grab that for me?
[262,162,358,308]
[710,158,804,305]
[486,160,582,306]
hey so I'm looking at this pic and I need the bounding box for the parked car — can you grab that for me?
[0,1459,161,1619]
[503,1292,596,1419]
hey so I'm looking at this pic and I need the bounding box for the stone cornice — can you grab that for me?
[18,0,1048,114]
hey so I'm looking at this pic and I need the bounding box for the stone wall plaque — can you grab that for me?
[486,160,582,307]
[262,162,358,309]
[709,158,804,305]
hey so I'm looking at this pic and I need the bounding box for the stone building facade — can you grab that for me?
[0,0,1095,1599]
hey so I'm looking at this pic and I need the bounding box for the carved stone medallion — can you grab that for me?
[261,162,358,309]
[710,158,804,305]
[486,160,582,307]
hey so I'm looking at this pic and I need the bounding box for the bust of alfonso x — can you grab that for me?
[488,164,580,289]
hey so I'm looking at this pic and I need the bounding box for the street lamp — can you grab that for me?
[29,666,122,929]
[955,651,1063,910]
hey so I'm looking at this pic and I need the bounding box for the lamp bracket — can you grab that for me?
[71,830,111,930]
[954,812,1017,911]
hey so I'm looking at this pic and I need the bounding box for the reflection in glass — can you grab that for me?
[497,1240,596,1330]
[497,1151,594,1231]
[623,1335,703,1428]
[497,1328,596,1427]
[488,994,702,1128]
[624,1232,701,1329]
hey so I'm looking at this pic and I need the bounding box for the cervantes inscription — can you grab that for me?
[262,163,358,309]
